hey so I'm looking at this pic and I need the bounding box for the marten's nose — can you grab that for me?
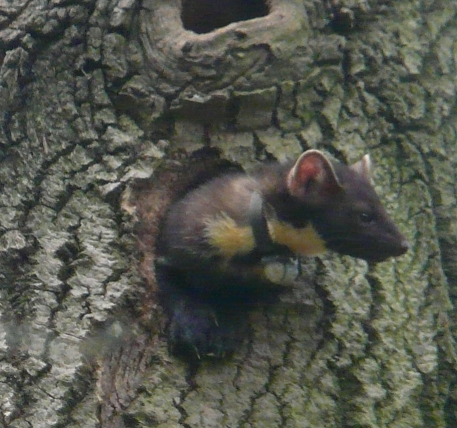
[398,239,410,255]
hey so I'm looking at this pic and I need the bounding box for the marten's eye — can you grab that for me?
[359,212,375,223]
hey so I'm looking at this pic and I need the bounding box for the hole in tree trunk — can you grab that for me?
[181,0,270,34]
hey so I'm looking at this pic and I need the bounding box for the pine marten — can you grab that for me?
[156,150,409,358]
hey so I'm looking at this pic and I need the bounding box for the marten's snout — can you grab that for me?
[396,238,410,256]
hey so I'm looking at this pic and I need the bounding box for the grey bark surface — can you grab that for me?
[0,0,456,427]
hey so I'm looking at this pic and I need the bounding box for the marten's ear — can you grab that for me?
[287,150,342,199]
[350,154,372,182]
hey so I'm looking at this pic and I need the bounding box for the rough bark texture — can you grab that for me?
[0,0,456,427]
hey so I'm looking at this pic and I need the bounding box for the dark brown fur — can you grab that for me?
[153,151,409,358]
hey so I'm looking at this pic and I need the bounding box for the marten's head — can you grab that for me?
[286,150,409,262]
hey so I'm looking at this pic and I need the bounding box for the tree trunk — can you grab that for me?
[0,0,456,427]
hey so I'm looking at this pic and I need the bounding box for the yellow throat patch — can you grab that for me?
[267,220,326,256]
[204,213,326,258]
[204,214,255,258]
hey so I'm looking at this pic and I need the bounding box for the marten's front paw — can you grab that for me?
[167,295,248,359]
[261,256,300,286]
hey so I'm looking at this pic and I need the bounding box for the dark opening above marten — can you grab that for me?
[156,150,409,358]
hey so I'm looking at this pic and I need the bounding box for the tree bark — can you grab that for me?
[0,0,456,427]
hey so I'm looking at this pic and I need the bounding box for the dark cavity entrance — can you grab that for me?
[181,0,270,34]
